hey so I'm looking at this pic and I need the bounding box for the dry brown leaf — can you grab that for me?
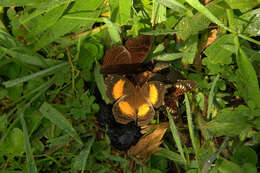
[201,29,218,51]
[204,0,213,4]
[128,122,168,162]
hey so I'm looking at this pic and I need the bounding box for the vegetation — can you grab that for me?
[0,0,259,172]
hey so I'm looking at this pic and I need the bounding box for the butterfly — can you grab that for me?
[105,75,166,126]
[101,35,153,74]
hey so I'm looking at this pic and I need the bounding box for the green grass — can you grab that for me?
[0,0,260,172]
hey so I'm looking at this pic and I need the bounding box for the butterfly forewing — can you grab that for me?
[141,81,166,108]
[125,35,153,63]
[105,75,135,103]
[103,45,132,65]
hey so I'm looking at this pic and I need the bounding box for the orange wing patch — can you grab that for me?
[112,79,125,100]
[137,103,150,118]
[118,101,135,117]
[147,84,158,106]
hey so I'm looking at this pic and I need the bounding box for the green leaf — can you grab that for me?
[2,62,69,88]
[32,0,104,50]
[185,94,199,160]
[103,18,122,45]
[216,158,243,173]
[119,0,131,25]
[233,146,258,165]
[0,128,25,156]
[167,111,186,163]
[184,0,260,44]
[153,1,167,24]
[94,63,110,104]
[225,0,259,9]
[236,48,260,109]
[238,8,260,36]
[181,35,198,64]
[207,75,219,119]
[72,136,95,173]
[24,4,69,42]
[176,1,224,40]
[142,29,179,36]
[206,106,252,136]
[39,102,83,146]
[152,52,187,61]
[155,148,186,165]
[20,113,38,173]
[156,0,192,15]
[204,35,233,65]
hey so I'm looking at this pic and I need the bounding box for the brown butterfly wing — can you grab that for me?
[103,45,132,65]
[113,95,137,124]
[105,75,135,103]
[125,35,153,63]
[141,81,166,108]
[135,90,155,126]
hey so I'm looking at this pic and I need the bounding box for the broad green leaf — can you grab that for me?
[0,128,25,156]
[32,0,103,50]
[153,1,166,24]
[233,146,258,165]
[39,102,83,145]
[216,158,243,173]
[181,34,198,64]
[103,18,122,45]
[204,35,233,65]
[242,163,257,173]
[236,48,260,109]
[24,4,69,43]
[225,0,259,9]
[206,106,252,136]
[119,0,132,25]
[72,136,95,173]
[239,8,260,36]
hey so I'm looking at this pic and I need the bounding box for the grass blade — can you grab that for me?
[20,113,38,173]
[39,102,83,146]
[167,110,186,164]
[155,148,186,165]
[153,52,187,61]
[2,62,68,88]
[185,93,199,167]
[207,74,219,119]
[72,136,95,173]
[202,137,229,173]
